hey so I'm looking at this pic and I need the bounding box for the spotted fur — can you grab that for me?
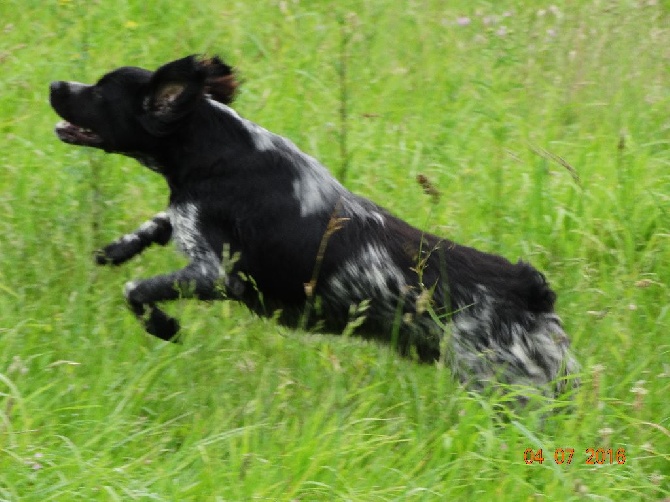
[49,55,579,396]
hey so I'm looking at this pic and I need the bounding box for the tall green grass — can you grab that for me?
[0,0,668,500]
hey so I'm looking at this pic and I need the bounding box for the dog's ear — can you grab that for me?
[141,55,238,135]
[141,55,207,136]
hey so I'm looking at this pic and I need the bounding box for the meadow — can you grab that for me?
[1,0,669,499]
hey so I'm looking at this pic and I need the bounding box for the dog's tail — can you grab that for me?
[518,261,557,313]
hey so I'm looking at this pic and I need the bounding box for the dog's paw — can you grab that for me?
[94,247,114,265]
[95,239,141,266]
[146,308,181,343]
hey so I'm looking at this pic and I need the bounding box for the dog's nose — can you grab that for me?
[50,81,66,95]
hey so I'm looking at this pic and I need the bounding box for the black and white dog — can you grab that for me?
[49,55,578,396]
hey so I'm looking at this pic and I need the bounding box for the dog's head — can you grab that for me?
[49,55,238,154]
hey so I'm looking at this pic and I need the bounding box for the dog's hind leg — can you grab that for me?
[122,256,240,341]
[449,311,579,399]
[95,212,172,265]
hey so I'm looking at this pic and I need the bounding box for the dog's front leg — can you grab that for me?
[95,212,172,265]
[123,257,228,341]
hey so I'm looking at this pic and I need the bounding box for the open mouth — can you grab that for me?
[54,120,104,147]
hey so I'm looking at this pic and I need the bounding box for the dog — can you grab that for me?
[49,55,579,397]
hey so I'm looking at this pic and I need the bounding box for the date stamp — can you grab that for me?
[524,448,626,465]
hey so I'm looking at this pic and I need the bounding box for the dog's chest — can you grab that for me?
[168,202,201,258]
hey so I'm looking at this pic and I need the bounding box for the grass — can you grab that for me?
[1,0,669,499]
